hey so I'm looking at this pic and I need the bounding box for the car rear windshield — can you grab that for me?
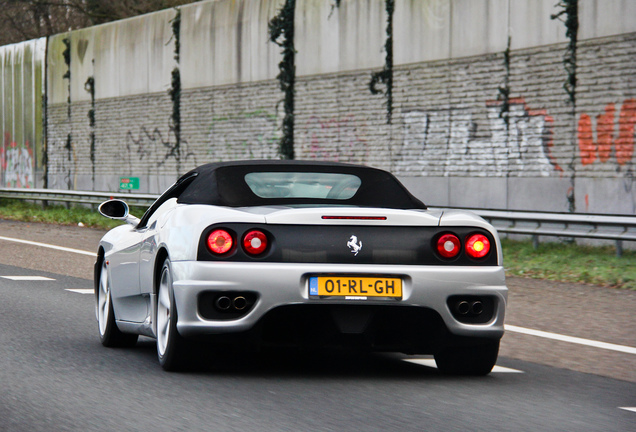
[244,172,361,200]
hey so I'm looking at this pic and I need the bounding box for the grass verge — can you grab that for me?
[502,239,635,290]
[0,199,146,230]
[0,199,633,289]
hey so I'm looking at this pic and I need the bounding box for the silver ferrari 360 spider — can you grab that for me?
[96,160,507,373]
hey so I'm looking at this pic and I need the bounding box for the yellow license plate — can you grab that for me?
[309,276,402,298]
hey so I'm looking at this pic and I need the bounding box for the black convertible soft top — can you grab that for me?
[174,160,426,209]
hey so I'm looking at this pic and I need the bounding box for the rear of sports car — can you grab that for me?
[169,206,507,375]
[97,161,507,374]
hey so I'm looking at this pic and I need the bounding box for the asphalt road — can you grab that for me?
[0,219,635,431]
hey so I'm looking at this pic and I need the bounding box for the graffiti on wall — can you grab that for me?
[207,111,279,160]
[302,114,370,163]
[578,98,636,167]
[397,98,559,176]
[577,98,636,214]
[1,133,35,188]
[46,136,76,190]
[125,126,197,172]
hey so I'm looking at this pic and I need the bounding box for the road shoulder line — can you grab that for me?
[0,235,96,257]
[506,324,636,355]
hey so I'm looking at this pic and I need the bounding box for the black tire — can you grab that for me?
[434,340,500,376]
[156,257,189,371]
[96,259,139,347]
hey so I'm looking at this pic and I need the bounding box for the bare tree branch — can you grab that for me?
[0,0,197,45]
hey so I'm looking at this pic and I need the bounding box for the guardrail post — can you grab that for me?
[532,235,539,249]
[616,240,623,258]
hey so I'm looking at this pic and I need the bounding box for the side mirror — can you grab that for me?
[98,200,140,226]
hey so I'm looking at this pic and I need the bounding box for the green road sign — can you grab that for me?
[119,177,140,190]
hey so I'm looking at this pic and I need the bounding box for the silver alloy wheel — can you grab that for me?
[97,260,110,336]
[156,263,172,358]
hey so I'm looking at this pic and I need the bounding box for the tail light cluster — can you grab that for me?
[435,232,491,260]
[206,229,270,257]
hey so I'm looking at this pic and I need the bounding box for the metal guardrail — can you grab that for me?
[0,188,158,208]
[469,209,636,242]
[2,188,635,254]
[432,207,636,256]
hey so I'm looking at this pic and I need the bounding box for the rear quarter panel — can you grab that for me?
[156,204,267,261]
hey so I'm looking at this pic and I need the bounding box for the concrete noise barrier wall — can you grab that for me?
[1,0,635,214]
[0,38,46,189]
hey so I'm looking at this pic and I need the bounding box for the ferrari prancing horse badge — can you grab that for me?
[347,235,362,256]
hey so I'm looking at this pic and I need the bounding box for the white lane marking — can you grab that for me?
[65,289,94,295]
[403,358,524,373]
[1,276,55,281]
[490,365,524,373]
[506,324,636,355]
[0,235,96,257]
[619,407,636,413]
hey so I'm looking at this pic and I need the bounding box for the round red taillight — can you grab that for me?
[465,234,491,259]
[243,230,268,255]
[437,234,461,259]
[207,229,234,255]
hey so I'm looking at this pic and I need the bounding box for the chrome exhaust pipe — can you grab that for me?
[233,296,247,311]
[470,301,483,315]
[456,301,470,315]
[215,296,232,311]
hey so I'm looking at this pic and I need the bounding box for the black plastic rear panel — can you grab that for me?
[197,224,498,266]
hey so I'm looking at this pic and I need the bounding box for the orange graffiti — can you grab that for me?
[616,98,636,165]
[577,113,595,165]
[596,103,615,162]
[578,99,636,166]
